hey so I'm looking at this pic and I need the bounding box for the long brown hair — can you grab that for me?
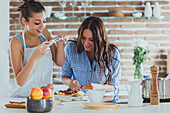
[76,16,119,84]
[18,0,45,25]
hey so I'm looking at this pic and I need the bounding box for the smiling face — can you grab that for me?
[22,11,46,36]
[81,29,94,53]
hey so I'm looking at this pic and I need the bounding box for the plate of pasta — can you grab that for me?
[54,87,86,101]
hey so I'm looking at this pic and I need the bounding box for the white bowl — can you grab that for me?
[87,89,105,103]
[132,12,142,17]
[54,12,64,17]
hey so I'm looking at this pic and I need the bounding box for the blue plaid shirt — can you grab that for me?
[61,41,121,103]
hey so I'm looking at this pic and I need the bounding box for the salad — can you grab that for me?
[54,87,86,97]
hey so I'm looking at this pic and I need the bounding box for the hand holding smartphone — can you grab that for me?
[45,35,69,45]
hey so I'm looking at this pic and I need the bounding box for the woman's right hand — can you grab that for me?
[82,83,94,90]
[31,41,51,62]
[69,79,81,89]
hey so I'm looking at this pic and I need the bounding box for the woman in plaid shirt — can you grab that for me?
[61,16,121,103]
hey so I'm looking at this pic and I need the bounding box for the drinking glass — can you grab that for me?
[69,0,77,17]
[59,0,68,18]
[81,0,89,17]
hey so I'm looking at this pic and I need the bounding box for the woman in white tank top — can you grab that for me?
[9,0,66,97]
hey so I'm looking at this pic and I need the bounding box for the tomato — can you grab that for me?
[85,89,89,92]
[80,85,83,89]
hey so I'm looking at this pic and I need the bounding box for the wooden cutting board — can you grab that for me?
[5,104,25,109]
[84,102,120,110]
[4,101,25,109]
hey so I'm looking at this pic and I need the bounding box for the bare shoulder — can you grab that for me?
[10,36,21,47]
[10,36,23,54]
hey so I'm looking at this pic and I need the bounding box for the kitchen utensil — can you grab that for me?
[108,10,124,17]
[150,65,159,105]
[88,80,93,90]
[87,89,105,103]
[9,101,25,104]
[144,2,152,18]
[132,12,142,17]
[125,79,143,107]
[59,0,67,17]
[81,0,89,17]
[54,12,64,17]
[47,84,55,109]
[153,2,161,18]
[69,0,77,17]
[54,94,86,101]
[5,101,25,109]
[142,78,170,100]
[83,102,120,110]
[26,98,53,112]
[5,104,25,109]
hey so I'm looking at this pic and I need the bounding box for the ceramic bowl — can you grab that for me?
[87,89,105,103]
[132,12,142,17]
[26,98,53,112]
[54,12,64,17]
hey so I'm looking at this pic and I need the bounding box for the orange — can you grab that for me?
[30,87,43,100]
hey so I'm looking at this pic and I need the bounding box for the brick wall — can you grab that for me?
[9,0,170,83]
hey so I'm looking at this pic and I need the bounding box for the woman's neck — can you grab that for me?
[24,30,39,41]
[24,30,41,47]
[87,51,94,66]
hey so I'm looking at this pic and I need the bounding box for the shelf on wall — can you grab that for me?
[47,16,167,20]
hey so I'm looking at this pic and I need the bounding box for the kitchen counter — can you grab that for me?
[0,98,170,113]
[54,84,129,102]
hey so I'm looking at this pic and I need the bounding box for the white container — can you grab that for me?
[132,12,142,17]
[87,89,105,103]
[153,2,161,18]
[54,12,64,18]
[126,79,143,107]
[45,6,52,18]
[144,2,152,18]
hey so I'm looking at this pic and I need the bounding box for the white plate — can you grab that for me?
[54,95,86,101]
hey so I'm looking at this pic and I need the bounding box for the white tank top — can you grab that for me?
[9,31,53,98]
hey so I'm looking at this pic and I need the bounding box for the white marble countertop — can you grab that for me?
[0,98,170,113]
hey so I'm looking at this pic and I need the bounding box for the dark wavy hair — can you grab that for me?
[75,16,119,84]
[18,0,45,25]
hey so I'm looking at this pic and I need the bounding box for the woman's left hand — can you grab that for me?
[69,79,81,89]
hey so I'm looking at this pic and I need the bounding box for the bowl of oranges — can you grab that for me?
[26,86,53,112]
